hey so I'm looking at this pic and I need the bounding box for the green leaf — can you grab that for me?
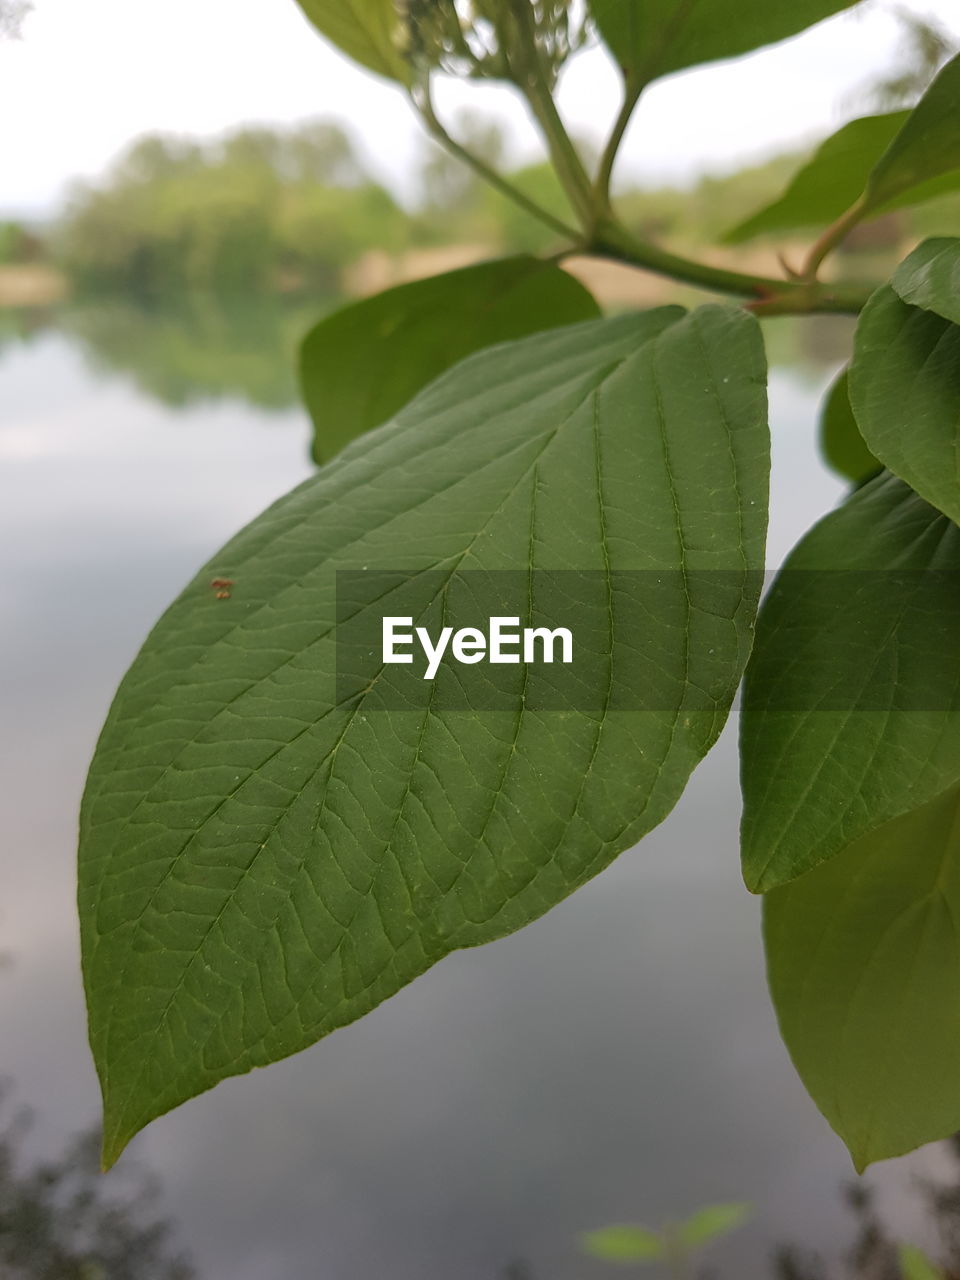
[818,367,879,485]
[580,1225,665,1262]
[724,114,905,244]
[849,280,960,525]
[80,305,769,1166]
[588,0,859,85]
[741,472,960,892]
[293,0,410,84]
[728,57,960,243]
[891,237,960,325]
[725,111,960,244]
[866,54,960,209]
[899,1245,946,1280]
[765,779,960,1170]
[300,256,601,464]
[677,1203,751,1249]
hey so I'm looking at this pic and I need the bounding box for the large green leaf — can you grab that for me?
[300,256,600,463]
[849,278,960,525]
[818,367,878,485]
[765,779,960,1170]
[741,472,960,892]
[293,0,410,84]
[725,110,960,244]
[80,305,769,1166]
[867,54,960,209]
[588,0,859,85]
[891,236,960,325]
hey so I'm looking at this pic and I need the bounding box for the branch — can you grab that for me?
[594,74,643,205]
[411,59,878,320]
[410,81,580,242]
[800,194,870,281]
[590,219,875,316]
[508,2,596,228]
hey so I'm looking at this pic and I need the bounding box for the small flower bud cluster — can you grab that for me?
[396,0,584,87]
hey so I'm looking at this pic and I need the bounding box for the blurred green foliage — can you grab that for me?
[53,114,588,294]
[56,123,407,296]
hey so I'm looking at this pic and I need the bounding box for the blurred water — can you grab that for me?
[0,307,946,1279]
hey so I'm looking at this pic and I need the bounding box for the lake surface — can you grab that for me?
[0,301,950,1278]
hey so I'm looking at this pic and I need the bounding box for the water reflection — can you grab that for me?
[0,300,929,1280]
[60,295,336,412]
[0,304,52,359]
[0,292,857,419]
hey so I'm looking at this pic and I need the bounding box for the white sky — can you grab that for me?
[1,0,960,216]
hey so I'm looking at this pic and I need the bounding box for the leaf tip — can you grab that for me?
[99,1096,142,1172]
[742,867,765,895]
[99,1132,128,1173]
[740,844,774,895]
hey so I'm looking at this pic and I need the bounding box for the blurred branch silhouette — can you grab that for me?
[0,1085,197,1280]
[0,1,30,38]
[855,7,957,109]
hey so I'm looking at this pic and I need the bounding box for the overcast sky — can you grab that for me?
[2,0,960,216]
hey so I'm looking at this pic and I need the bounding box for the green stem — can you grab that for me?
[508,2,596,227]
[594,74,644,205]
[410,82,580,242]
[590,218,875,315]
[800,193,870,280]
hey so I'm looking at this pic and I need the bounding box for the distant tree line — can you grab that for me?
[54,123,408,295]
[45,115,831,298]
